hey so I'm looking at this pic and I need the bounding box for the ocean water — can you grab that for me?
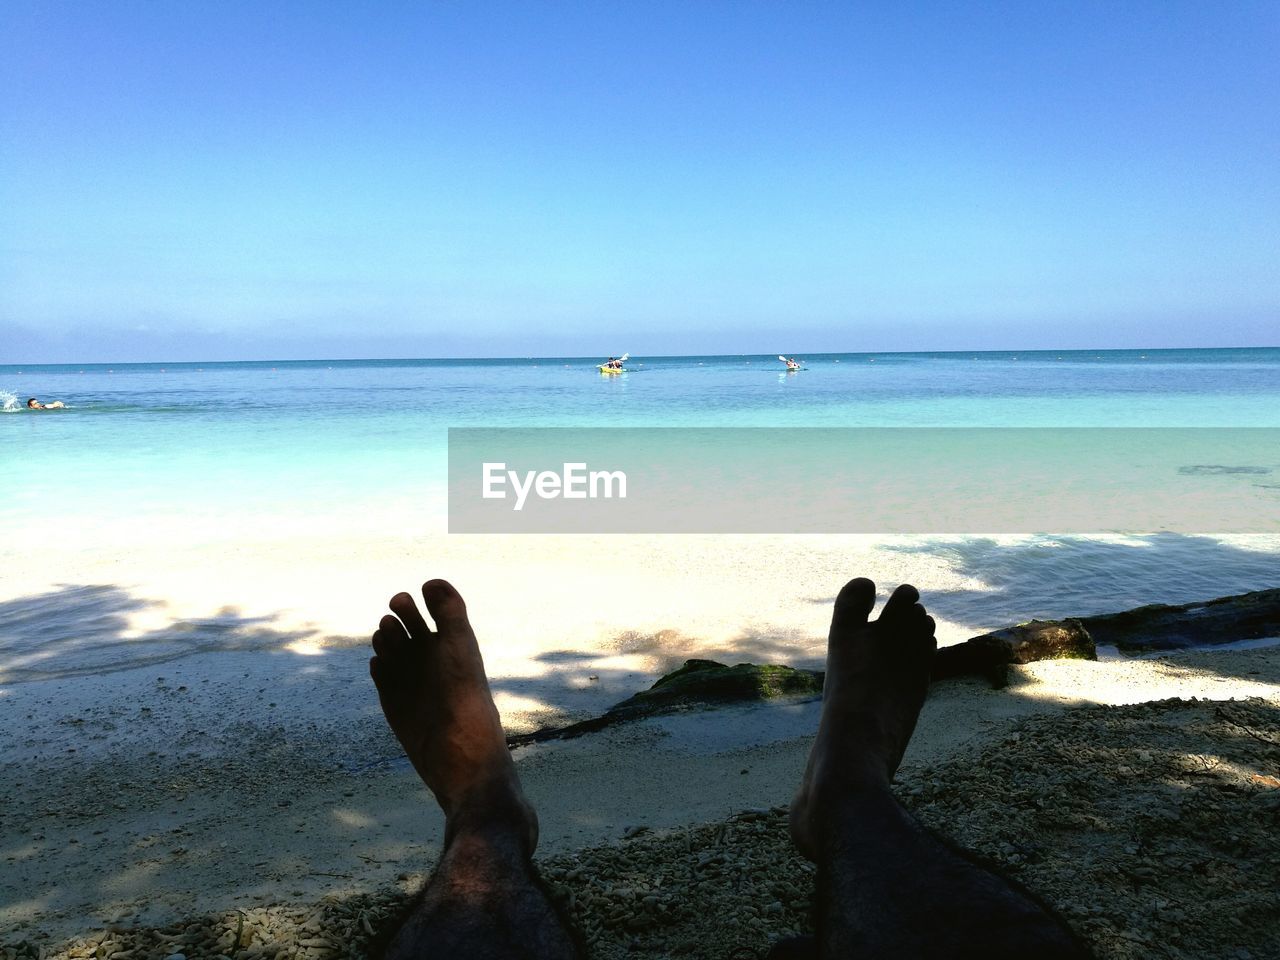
[2,348,1280,683]
[3,348,1280,540]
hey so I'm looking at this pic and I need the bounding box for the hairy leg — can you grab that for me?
[783,579,1092,960]
[370,579,581,960]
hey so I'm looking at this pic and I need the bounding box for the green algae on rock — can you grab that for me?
[620,659,823,710]
[933,618,1096,688]
[507,659,823,746]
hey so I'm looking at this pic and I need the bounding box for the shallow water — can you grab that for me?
[4,348,1279,530]
[2,348,1278,680]
[4,348,1279,533]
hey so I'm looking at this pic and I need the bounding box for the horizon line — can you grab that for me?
[3,343,1279,368]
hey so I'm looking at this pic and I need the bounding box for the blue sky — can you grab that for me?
[2,1,1277,361]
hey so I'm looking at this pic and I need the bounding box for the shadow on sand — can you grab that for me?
[0,585,320,684]
[798,532,1279,633]
[1,533,1278,959]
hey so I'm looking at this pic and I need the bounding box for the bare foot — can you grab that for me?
[370,579,537,854]
[789,578,936,860]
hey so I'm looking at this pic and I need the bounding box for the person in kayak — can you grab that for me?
[604,357,623,369]
[784,357,801,370]
[26,397,66,409]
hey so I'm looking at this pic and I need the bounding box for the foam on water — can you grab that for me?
[0,390,19,412]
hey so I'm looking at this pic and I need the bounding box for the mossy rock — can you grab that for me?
[613,659,823,716]
[507,659,822,746]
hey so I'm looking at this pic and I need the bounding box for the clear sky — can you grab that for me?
[2,1,1277,362]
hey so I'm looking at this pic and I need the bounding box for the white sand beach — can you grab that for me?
[2,529,1278,955]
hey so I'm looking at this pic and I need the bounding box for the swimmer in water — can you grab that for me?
[27,397,66,410]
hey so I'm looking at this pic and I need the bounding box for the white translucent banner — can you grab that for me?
[448,428,1280,533]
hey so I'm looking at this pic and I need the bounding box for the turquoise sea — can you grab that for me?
[2,347,1280,680]
[3,348,1280,539]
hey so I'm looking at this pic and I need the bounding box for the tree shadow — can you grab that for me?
[483,625,826,734]
[0,584,320,684]
[473,533,1280,733]
[608,625,823,672]
[798,532,1279,635]
[2,565,1278,955]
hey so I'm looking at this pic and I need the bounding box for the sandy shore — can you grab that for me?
[5,529,1280,688]
[2,528,1279,956]
[2,635,1278,955]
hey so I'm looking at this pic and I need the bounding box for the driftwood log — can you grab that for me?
[933,587,1280,687]
[507,587,1279,745]
[931,618,1095,689]
[1080,587,1280,653]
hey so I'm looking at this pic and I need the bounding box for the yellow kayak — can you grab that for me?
[598,365,625,374]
